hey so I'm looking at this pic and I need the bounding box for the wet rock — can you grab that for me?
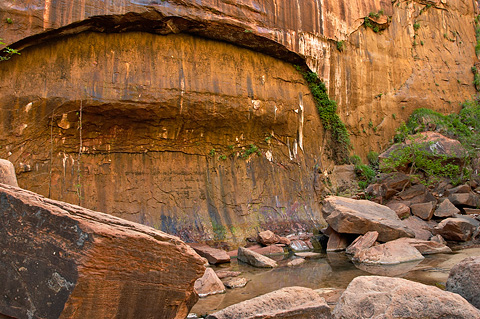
[345,231,378,256]
[322,196,414,242]
[0,184,204,319]
[244,244,285,256]
[353,239,424,265]
[289,239,313,252]
[353,259,423,277]
[448,192,479,207]
[386,202,411,219]
[257,230,279,245]
[434,217,479,241]
[0,159,18,187]
[326,229,349,252]
[194,268,225,297]
[446,256,480,309]
[295,252,322,259]
[224,277,248,289]
[402,216,434,240]
[189,243,231,265]
[287,258,306,267]
[333,276,480,319]
[393,237,451,255]
[410,201,435,221]
[237,247,277,268]
[206,286,332,319]
[434,198,460,218]
[215,271,241,279]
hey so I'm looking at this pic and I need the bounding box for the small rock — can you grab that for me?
[257,230,279,245]
[206,286,332,319]
[378,172,411,191]
[445,184,471,196]
[463,208,480,215]
[215,270,241,279]
[194,268,225,298]
[0,159,18,187]
[433,217,478,241]
[326,229,349,252]
[393,237,451,255]
[295,252,322,259]
[448,192,479,207]
[333,276,480,319]
[224,277,248,289]
[410,201,435,221]
[446,256,480,309]
[244,244,285,256]
[386,202,411,219]
[289,239,311,252]
[189,243,231,265]
[353,239,424,265]
[430,234,447,245]
[434,198,460,218]
[237,247,277,268]
[287,258,306,267]
[277,236,291,245]
[402,216,434,240]
[345,231,378,256]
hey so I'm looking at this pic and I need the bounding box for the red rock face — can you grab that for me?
[0,184,205,319]
[0,0,477,245]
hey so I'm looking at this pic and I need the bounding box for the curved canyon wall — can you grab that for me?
[0,0,478,245]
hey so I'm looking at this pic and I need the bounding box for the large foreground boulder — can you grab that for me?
[0,184,205,319]
[446,256,480,309]
[322,196,414,242]
[206,286,332,319]
[333,276,480,319]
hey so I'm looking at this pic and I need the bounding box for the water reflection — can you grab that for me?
[191,248,480,316]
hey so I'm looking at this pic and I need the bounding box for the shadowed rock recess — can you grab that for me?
[0,0,477,245]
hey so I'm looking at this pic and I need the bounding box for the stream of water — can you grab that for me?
[191,248,480,316]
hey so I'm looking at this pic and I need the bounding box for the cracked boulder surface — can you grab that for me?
[0,183,205,319]
[0,0,478,245]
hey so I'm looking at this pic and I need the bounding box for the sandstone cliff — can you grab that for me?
[0,0,477,245]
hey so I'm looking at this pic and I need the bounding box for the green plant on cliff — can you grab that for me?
[473,66,480,91]
[241,144,261,159]
[294,65,351,163]
[0,39,20,61]
[381,138,461,182]
[336,41,344,52]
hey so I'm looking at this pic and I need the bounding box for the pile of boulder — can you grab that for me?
[321,195,460,265]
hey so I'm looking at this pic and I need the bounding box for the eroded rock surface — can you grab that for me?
[0,184,205,319]
[206,286,332,319]
[333,276,480,319]
[446,256,480,309]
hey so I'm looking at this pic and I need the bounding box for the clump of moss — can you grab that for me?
[295,65,351,163]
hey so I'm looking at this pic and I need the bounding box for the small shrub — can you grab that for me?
[413,22,420,31]
[367,151,380,167]
[336,41,344,52]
